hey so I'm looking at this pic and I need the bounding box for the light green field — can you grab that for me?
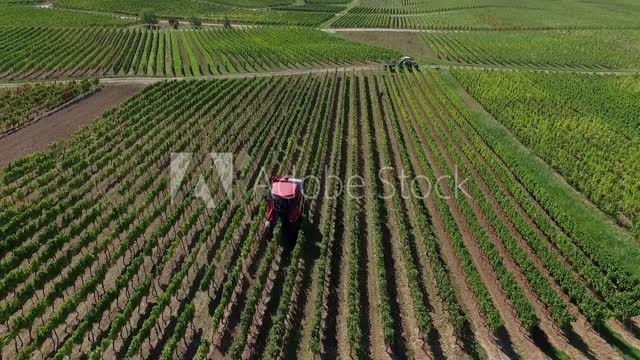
[452,69,640,236]
[0,27,398,79]
[54,0,339,26]
[423,30,640,69]
[333,0,640,29]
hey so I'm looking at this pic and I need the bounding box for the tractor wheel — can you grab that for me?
[263,220,275,240]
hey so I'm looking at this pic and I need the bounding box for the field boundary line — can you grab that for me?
[2,63,640,89]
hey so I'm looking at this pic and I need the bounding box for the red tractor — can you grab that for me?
[264,176,304,241]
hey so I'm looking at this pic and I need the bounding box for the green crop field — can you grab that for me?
[1,0,639,359]
[0,4,136,27]
[452,69,640,234]
[423,30,640,69]
[0,79,98,133]
[54,0,340,26]
[332,0,640,30]
[0,27,397,80]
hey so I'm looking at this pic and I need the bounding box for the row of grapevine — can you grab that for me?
[307,74,347,355]
[349,4,509,15]
[403,74,542,332]
[332,4,640,30]
[359,74,397,352]
[55,0,338,26]
[415,72,576,329]
[10,79,260,359]
[1,71,638,359]
[419,69,640,353]
[366,73,433,347]
[0,79,98,133]
[0,27,399,80]
[422,30,640,69]
[385,73,505,333]
[453,69,640,267]
[343,74,367,359]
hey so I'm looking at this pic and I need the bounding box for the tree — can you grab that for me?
[190,16,202,28]
[223,15,231,29]
[140,9,158,29]
[168,17,179,29]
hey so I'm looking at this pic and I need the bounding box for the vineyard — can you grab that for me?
[1,70,639,360]
[5,0,640,30]
[2,0,640,358]
[0,3,135,27]
[0,79,98,134]
[54,0,341,27]
[0,27,396,80]
[423,30,640,70]
[331,0,640,30]
[452,69,640,238]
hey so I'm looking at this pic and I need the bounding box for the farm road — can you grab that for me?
[1,62,638,91]
[0,65,380,89]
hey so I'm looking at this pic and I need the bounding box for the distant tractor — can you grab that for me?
[264,176,304,242]
[384,56,420,72]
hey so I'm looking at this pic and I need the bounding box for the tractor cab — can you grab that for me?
[265,177,304,239]
[383,56,419,72]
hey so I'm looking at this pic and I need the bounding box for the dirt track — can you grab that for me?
[0,64,637,94]
[0,83,144,168]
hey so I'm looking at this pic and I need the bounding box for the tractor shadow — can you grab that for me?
[280,221,322,359]
[250,220,321,358]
